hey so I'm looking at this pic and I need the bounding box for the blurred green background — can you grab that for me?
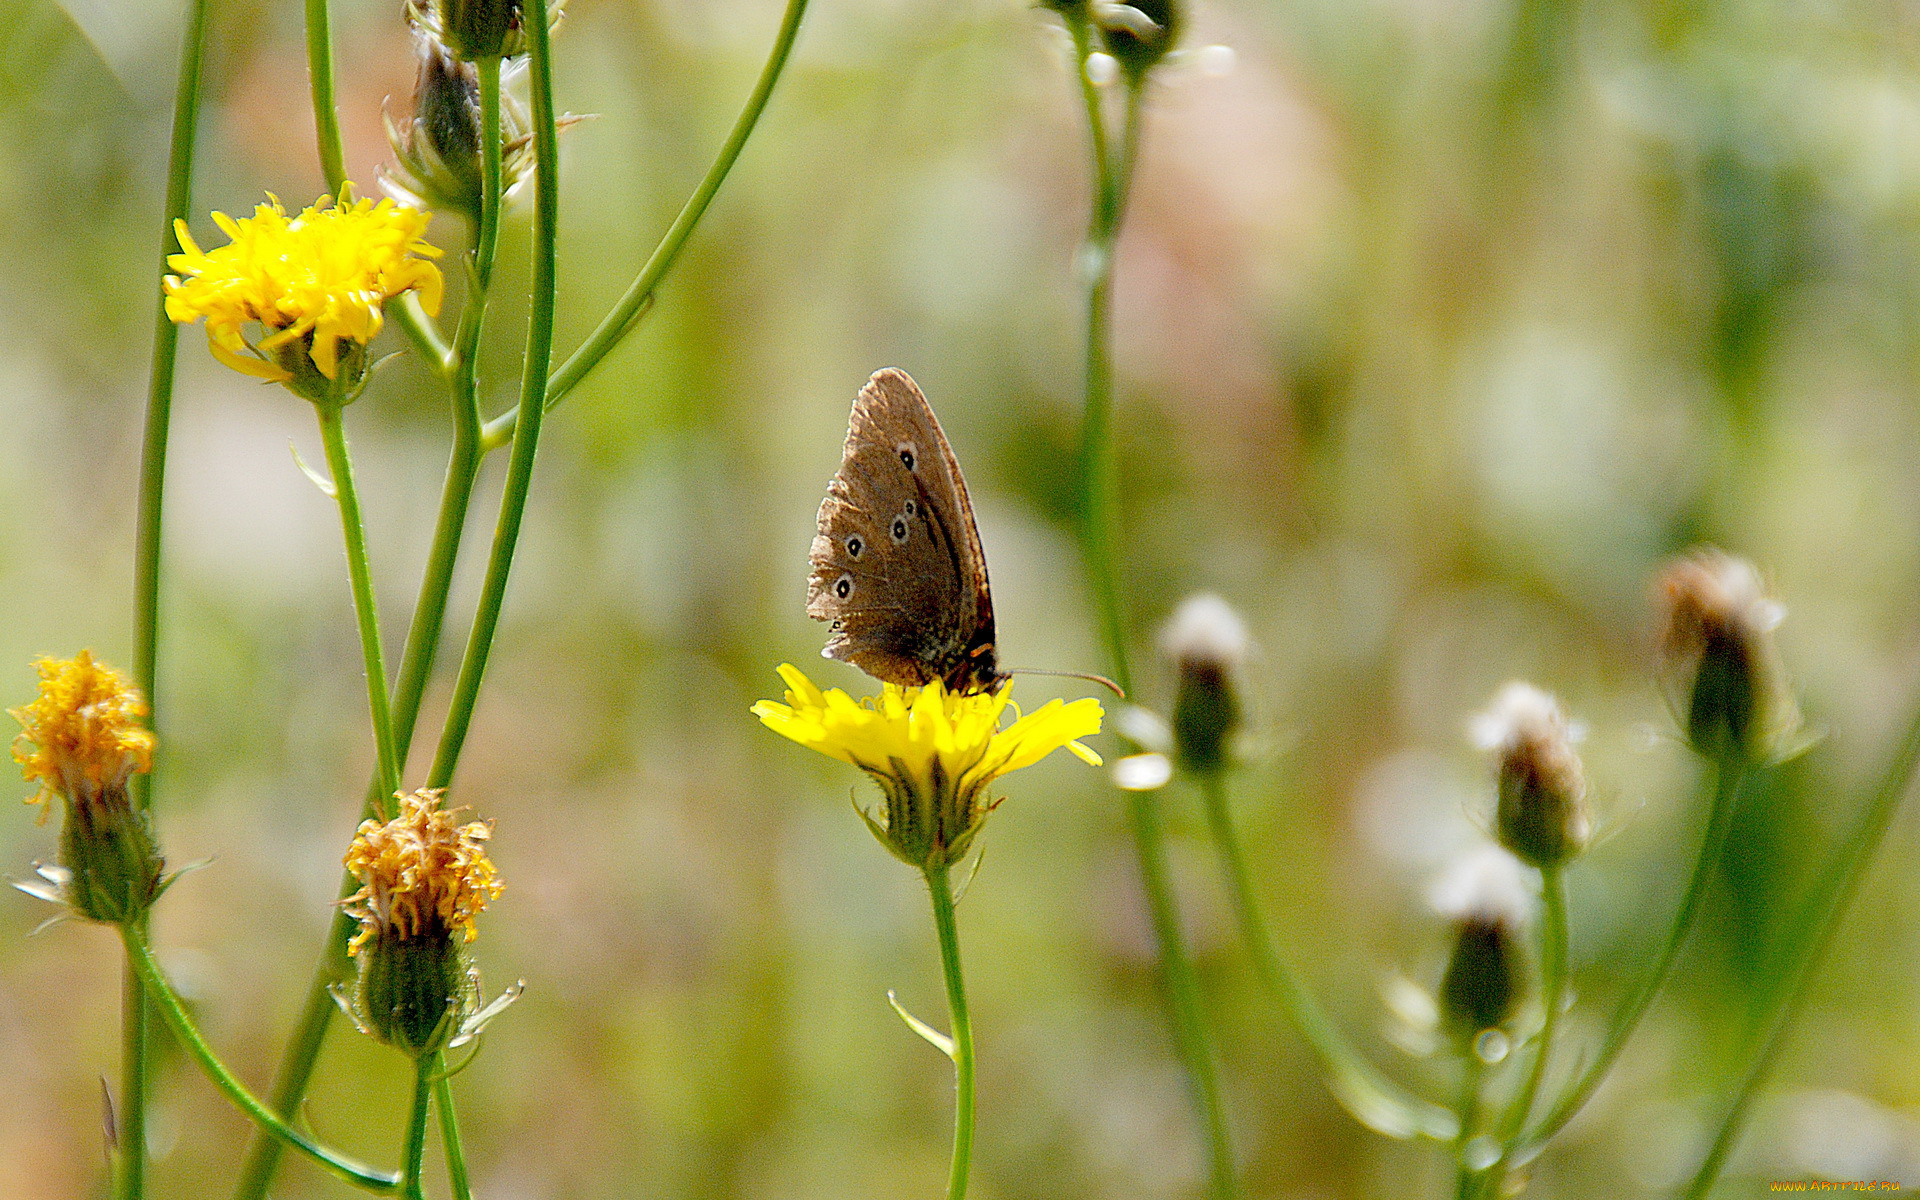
[4,0,1920,1195]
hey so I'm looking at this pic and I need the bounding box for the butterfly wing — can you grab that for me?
[808,368,996,688]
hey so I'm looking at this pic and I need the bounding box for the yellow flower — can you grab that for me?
[11,651,154,816]
[10,652,165,924]
[753,663,1103,868]
[164,189,444,391]
[344,789,501,956]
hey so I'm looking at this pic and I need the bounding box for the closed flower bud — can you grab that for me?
[382,36,542,223]
[1472,682,1588,869]
[10,653,166,925]
[1094,0,1182,80]
[1159,593,1248,776]
[1431,846,1530,1040]
[1656,549,1797,762]
[340,790,508,1057]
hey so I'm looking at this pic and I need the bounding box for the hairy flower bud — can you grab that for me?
[1159,593,1248,776]
[340,790,509,1056]
[1431,846,1530,1040]
[1094,0,1182,80]
[10,653,165,925]
[382,36,540,224]
[1472,682,1588,869]
[1657,549,1796,761]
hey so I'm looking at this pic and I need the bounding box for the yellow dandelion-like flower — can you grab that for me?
[344,788,501,956]
[753,663,1103,868]
[11,651,154,816]
[164,189,444,391]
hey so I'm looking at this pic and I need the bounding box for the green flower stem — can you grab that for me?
[134,0,212,808]
[125,1,212,1184]
[1682,701,1920,1197]
[1195,771,1457,1141]
[478,0,812,451]
[117,925,401,1192]
[231,66,508,1200]
[1063,39,1237,1199]
[427,0,562,790]
[1502,865,1567,1142]
[1518,754,1747,1157]
[1451,1053,1488,1200]
[303,0,347,191]
[117,920,154,1200]
[433,1060,475,1200]
[316,399,403,807]
[400,1057,433,1200]
[924,864,976,1200]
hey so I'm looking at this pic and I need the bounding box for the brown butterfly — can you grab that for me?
[808,368,1007,695]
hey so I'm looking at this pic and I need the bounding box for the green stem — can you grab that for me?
[1503,866,1568,1142]
[1519,754,1746,1156]
[303,0,347,190]
[1451,1053,1488,1200]
[434,1060,474,1200]
[400,1058,433,1200]
[134,0,211,810]
[924,865,976,1200]
[316,399,402,808]
[118,925,400,1192]
[1065,46,1237,1198]
[1074,70,1140,700]
[116,922,153,1200]
[479,0,812,450]
[230,64,506,1200]
[1195,771,1456,1141]
[1125,782,1238,1199]
[1682,700,1920,1197]
[427,0,562,789]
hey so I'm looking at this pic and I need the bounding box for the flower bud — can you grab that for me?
[1430,846,1530,1040]
[1159,593,1248,776]
[1656,549,1796,761]
[381,36,540,224]
[1471,682,1588,869]
[340,790,506,1057]
[1094,0,1182,80]
[10,653,165,925]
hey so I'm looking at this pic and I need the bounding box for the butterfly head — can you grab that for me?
[944,633,1008,696]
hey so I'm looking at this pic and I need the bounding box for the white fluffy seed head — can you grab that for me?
[1429,843,1532,930]
[1159,593,1250,673]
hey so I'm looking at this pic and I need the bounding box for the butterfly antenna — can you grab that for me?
[1005,667,1125,700]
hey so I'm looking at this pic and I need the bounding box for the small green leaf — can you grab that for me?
[886,989,954,1060]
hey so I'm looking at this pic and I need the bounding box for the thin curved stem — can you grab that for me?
[316,400,402,808]
[124,2,212,1182]
[434,1061,474,1200]
[480,0,811,450]
[231,63,505,1200]
[1065,47,1237,1198]
[1519,754,1747,1156]
[1502,866,1568,1143]
[427,0,562,789]
[118,926,400,1192]
[925,865,976,1200]
[399,1057,433,1200]
[1451,1053,1488,1200]
[1196,771,1456,1141]
[1682,699,1920,1197]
